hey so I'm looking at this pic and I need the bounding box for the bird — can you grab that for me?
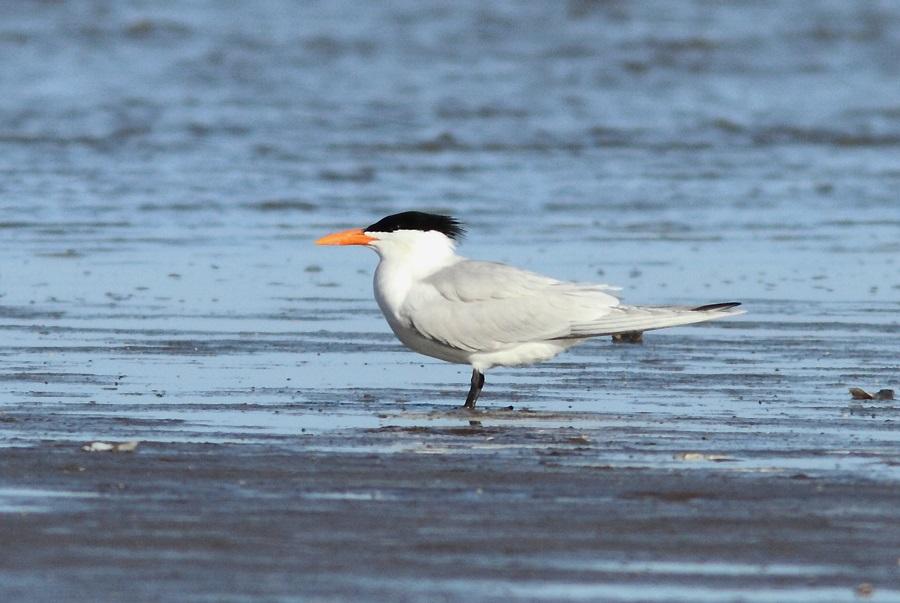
[316,211,743,409]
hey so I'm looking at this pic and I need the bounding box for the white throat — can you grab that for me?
[369,230,462,320]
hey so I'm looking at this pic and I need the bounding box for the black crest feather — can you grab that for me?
[365,211,465,240]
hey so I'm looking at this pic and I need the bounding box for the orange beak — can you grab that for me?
[315,228,375,246]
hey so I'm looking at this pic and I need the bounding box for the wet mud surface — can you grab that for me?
[2,305,899,602]
[3,1,900,601]
[1,435,898,602]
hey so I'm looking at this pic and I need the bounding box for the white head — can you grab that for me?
[316,211,464,265]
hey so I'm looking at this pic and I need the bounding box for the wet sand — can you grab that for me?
[2,415,899,602]
[1,240,898,603]
[3,1,900,600]
[2,307,899,602]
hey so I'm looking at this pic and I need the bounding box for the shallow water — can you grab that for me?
[2,1,899,602]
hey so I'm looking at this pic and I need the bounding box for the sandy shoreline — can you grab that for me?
[2,383,899,602]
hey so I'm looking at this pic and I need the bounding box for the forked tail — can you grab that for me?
[568,301,744,337]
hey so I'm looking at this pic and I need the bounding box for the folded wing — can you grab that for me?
[564,303,744,337]
[400,260,622,352]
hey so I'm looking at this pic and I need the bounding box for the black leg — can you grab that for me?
[463,369,485,409]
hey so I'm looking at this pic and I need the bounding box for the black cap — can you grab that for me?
[365,211,465,240]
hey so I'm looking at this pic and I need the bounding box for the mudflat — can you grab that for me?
[3,1,899,601]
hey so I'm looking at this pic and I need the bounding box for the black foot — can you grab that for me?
[463,369,485,409]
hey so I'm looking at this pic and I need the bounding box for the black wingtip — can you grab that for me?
[692,302,742,312]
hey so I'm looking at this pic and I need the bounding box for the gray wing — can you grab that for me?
[399,260,622,352]
[566,303,745,336]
